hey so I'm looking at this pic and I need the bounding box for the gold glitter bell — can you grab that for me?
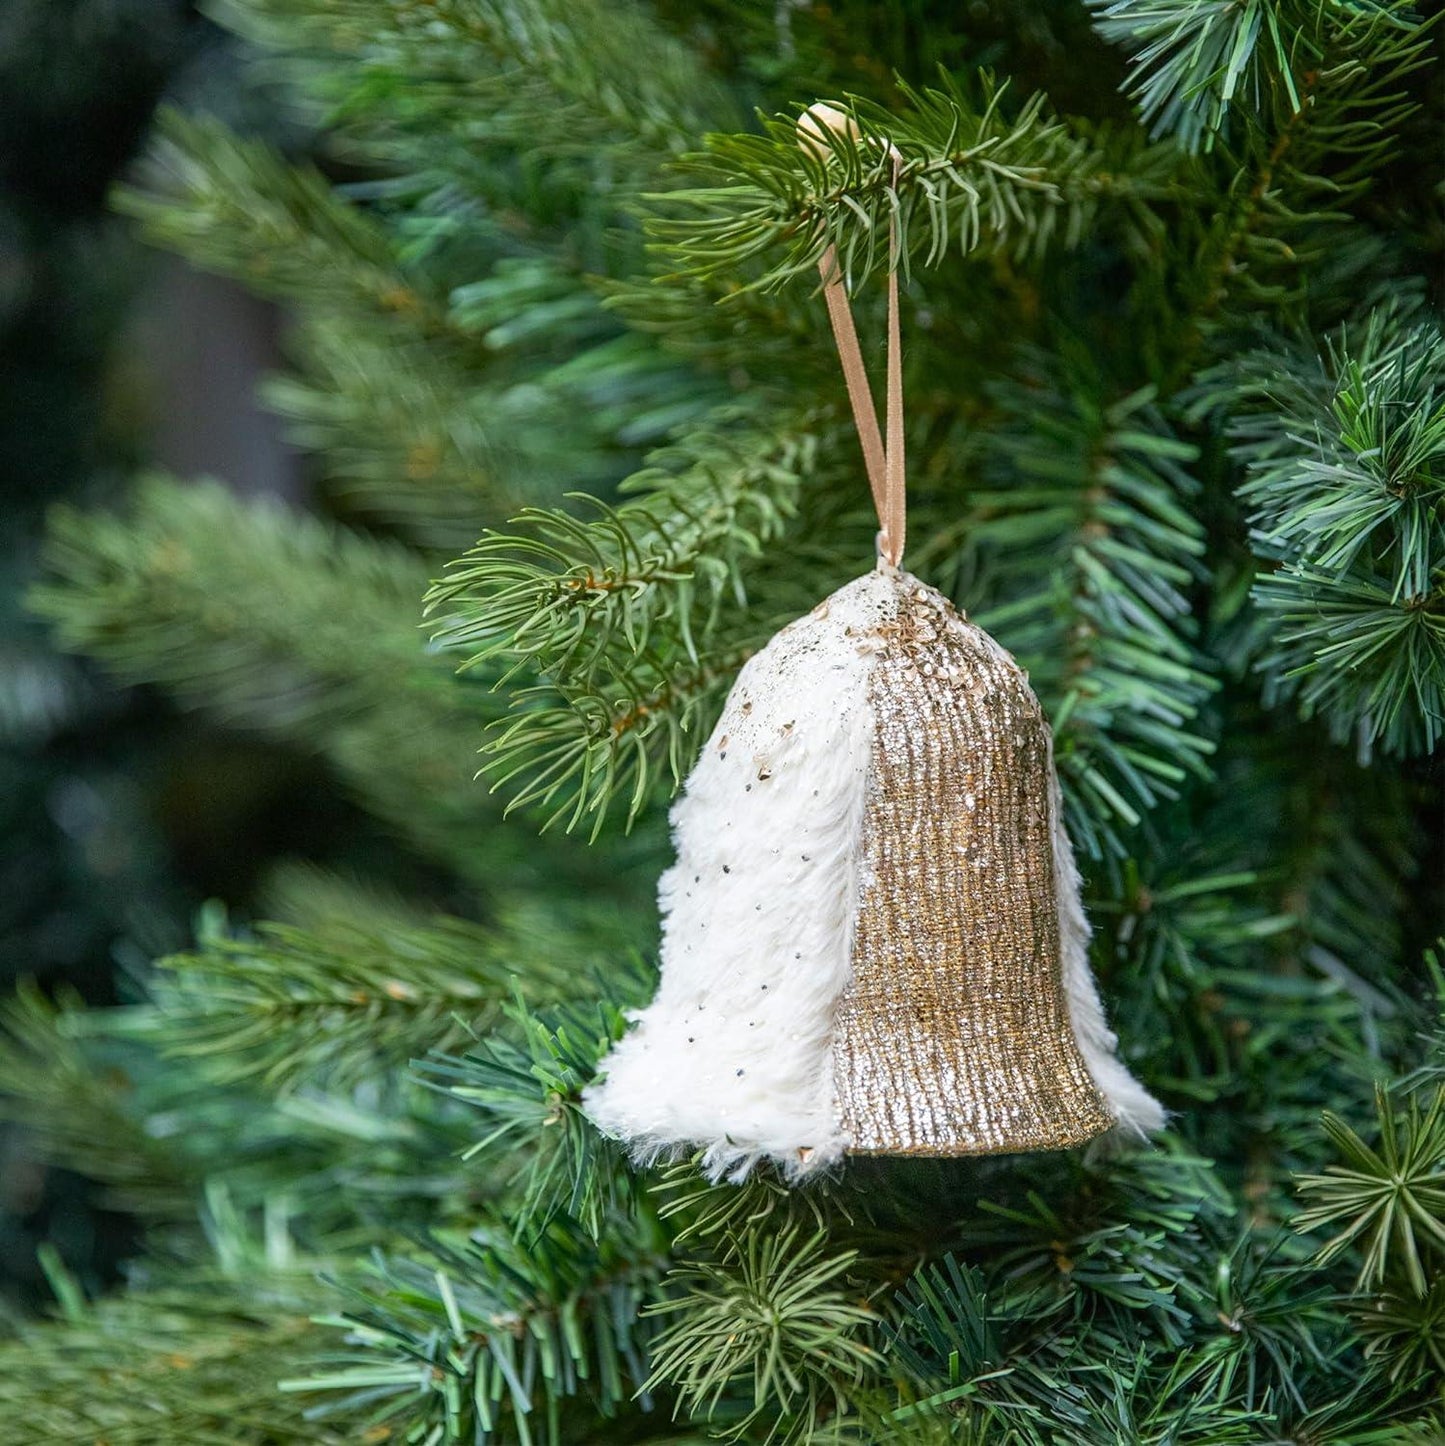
[581,105,1162,1180]
[583,563,1163,1180]
[829,567,1140,1157]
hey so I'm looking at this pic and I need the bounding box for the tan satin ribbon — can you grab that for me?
[816,153,905,568]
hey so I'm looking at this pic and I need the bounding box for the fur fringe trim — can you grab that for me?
[1047,757,1166,1138]
[583,572,897,1179]
[585,570,1163,1177]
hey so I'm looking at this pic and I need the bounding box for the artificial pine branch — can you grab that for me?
[651,76,1169,293]
[29,477,567,882]
[0,1275,356,1445]
[1199,308,1445,755]
[1091,0,1432,161]
[211,0,738,166]
[121,905,622,1094]
[116,111,454,337]
[419,993,643,1239]
[428,416,823,831]
[0,986,198,1220]
[958,356,1216,857]
[644,1228,881,1444]
[293,1219,668,1445]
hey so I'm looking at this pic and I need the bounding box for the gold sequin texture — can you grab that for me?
[832,578,1113,1155]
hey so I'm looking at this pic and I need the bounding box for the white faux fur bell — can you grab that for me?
[584,566,1163,1181]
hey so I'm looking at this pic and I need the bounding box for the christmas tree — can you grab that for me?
[4,1,1444,1440]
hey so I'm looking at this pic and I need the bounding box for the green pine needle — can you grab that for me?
[1296,1084,1445,1297]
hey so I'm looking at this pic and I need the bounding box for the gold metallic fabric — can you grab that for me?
[832,578,1113,1155]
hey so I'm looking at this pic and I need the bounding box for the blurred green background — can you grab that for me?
[0,0,371,1317]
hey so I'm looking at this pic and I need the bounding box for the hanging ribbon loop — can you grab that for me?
[799,105,906,569]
